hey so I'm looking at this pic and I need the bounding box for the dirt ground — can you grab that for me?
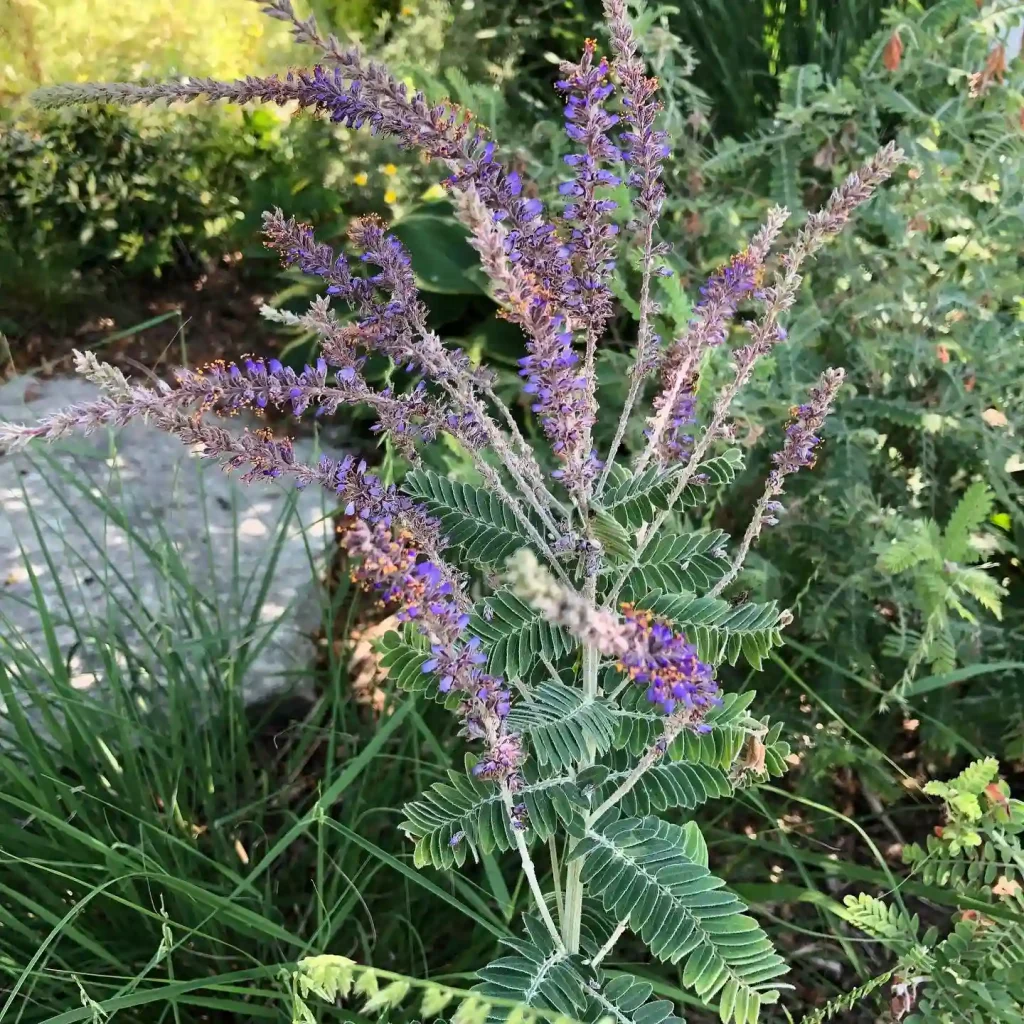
[6,263,285,381]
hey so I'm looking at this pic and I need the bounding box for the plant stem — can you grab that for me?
[561,599,600,953]
[587,743,662,825]
[502,788,564,951]
[596,219,656,496]
[589,918,629,967]
[549,837,564,929]
[707,483,775,598]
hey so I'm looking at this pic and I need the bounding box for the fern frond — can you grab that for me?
[837,894,920,953]
[403,469,542,566]
[953,567,1006,620]
[942,481,995,563]
[292,952,584,1024]
[571,815,788,1022]
[507,681,618,771]
[878,525,939,574]
[470,590,578,680]
[614,530,730,601]
[401,757,587,869]
[474,917,591,1021]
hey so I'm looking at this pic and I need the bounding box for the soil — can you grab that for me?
[5,261,284,381]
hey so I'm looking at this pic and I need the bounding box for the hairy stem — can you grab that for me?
[589,918,629,968]
[549,837,565,930]
[707,484,775,599]
[502,788,565,951]
[587,742,662,825]
[475,461,571,586]
[561,582,600,953]
[596,219,656,496]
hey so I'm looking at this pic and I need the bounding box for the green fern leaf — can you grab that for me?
[469,590,578,680]
[403,469,542,565]
[615,530,730,600]
[588,972,684,1024]
[838,894,920,953]
[942,481,994,563]
[954,567,1006,620]
[589,751,732,819]
[878,527,938,575]
[400,757,588,869]
[639,591,785,669]
[599,450,743,532]
[474,917,591,1021]
[507,681,618,771]
[571,815,787,1021]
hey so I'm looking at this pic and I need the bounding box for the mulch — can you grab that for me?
[8,262,284,382]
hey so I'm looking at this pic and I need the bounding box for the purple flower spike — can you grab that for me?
[555,39,621,340]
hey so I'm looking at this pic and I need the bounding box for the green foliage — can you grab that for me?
[293,951,580,1024]
[404,469,544,567]
[590,752,733,819]
[506,682,619,772]
[903,758,1024,890]
[401,758,587,870]
[598,450,744,533]
[474,918,591,1021]
[470,590,579,681]
[878,483,1008,695]
[571,815,788,1021]
[809,763,1024,1021]
[615,530,731,600]
[640,591,786,670]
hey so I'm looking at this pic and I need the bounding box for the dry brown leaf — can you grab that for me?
[985,782,1010,810]
[992,876,1021,897]
[348,614,399,713]
[882,31,903,72]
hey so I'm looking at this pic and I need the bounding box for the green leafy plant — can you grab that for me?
[0,0,914,1020]
[802,760,1024,1022]
[878,481,1007,696]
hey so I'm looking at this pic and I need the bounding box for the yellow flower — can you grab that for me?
[384,189,398,204]
[353,171,368,186]
[383,163,398,177]
[401,5,415,15]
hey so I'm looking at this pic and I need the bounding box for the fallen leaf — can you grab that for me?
[982,407,1008,427]
[882,31,903,72]
[985,782,1010,810]
[992,876,1021,897]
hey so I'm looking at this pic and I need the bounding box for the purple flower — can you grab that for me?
[342,518,522,785]
[554,39,622,336]
[770,368,846,482]
[617,605,721,718]
[604,0,669,221]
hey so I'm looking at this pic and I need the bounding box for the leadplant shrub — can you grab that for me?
[1,2,905,1021]
[683,0,1024,719]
